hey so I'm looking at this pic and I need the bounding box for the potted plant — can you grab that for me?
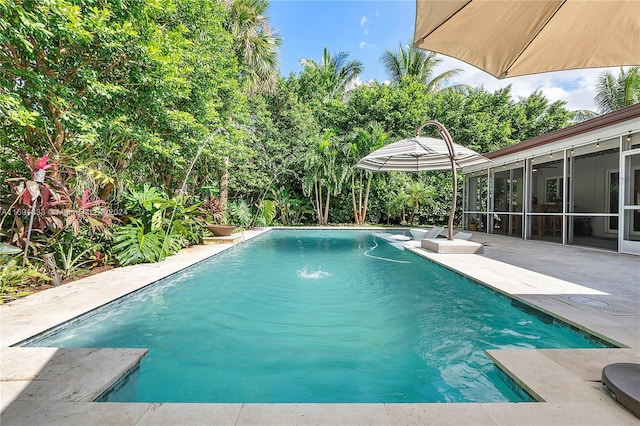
[201,196,237,236]
[469,217,479,231]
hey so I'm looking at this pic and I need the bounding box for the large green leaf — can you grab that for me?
[0,244,22,255]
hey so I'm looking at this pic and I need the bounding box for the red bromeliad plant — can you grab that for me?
[66,188,113,235]
[1,151,113,253]
[200,196,227,224]
[34,153,57,173]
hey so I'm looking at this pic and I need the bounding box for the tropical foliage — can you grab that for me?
[224,0,282,94]
[300,47,363,96]
[380,42,463,92]
[2,0,589,300]
[595,67,640,114]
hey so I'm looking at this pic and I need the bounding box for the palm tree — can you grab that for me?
[347,122,388,224]
[302,130,351,224]
[223,0,282,95]
[380,42,464,91]
[405,180,435,225]
[300,47,363,96]
[594,66,640,114]
[570,109,599,122]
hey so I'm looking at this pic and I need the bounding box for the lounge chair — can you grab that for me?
[410,227,444,239]
[453,231,473,240]
[424,227,445,239]
[403,227,445,248]
[409,228,429,239]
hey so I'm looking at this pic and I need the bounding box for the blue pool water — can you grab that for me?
[27,230,607,403]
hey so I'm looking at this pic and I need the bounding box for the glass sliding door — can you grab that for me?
[528,156,563,243]
[464,173,489,232]
[491,166,523,237]
[569,139,619,250]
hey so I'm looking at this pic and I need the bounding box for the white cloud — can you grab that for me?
[364,29,369,36]
[359,41,375,49]
[345,76,363,92]
[360,15,368,26]
[434,56,616,112]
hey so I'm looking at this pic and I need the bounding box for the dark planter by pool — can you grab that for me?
[205,224,237,236]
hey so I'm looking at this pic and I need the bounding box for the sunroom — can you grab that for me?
[461,103,640,255]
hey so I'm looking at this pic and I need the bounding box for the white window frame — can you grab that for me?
[605,168,619,234]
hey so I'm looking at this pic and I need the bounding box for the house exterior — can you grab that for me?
[461,103,640,255]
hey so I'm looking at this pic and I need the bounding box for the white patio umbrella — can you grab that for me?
[355,121,490,240]
[414,0,640,79]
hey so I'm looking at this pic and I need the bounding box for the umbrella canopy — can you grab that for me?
[414,0,640,79]
[356,136,489,172]
[355,120,490,240]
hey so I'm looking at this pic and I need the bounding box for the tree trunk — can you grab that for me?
[220,158,229,204]
[351,171,371,225]
[358,172,363,221]
[323,188,330,225]
[99,182,114,201]
[351,174,360,224]
[99,141,136,201]
[220,157,229,208]
[315,182,323,224]
[408,205,418,225]
[361,174,371,224]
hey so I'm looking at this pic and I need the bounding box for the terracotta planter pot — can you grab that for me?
[205,224,237,237]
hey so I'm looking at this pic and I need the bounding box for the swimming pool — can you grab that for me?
[26,230,608,403]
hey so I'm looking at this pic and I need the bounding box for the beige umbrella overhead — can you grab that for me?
[414,0,640,79]
[355,121,490,240]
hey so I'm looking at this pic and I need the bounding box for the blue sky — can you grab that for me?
[269,0,621,112]
[270,1,416,83]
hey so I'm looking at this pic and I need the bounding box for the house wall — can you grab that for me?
[461,107,640,253]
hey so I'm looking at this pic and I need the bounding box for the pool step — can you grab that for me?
[203,235,243,245]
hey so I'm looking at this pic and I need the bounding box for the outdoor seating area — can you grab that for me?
[375,227,480,252]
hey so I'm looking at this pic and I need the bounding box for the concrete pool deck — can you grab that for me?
[1,228,639,425]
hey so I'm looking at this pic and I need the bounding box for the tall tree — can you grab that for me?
[300,47,363,96]
[223,0,282,95]
[594,67,640,114]
[0,0,247,200]
[380,42,463,91]
[346,122,387,224]
[302,130,350,225]
[0,0,150,156]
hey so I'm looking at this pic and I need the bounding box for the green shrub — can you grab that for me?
[112,186,203,266]
[113,218,168,266]
[0,258,50,303]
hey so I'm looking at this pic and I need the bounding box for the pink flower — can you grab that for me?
[35,154,56,170]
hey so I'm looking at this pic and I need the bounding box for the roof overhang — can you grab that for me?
[461,103,640,174]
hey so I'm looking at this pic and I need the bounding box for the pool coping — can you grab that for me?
[1,227,639,425]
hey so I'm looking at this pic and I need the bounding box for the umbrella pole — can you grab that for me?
[448,158,457,241]
[416,120,457,240]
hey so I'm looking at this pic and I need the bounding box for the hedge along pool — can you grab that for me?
[25,230,609,403]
